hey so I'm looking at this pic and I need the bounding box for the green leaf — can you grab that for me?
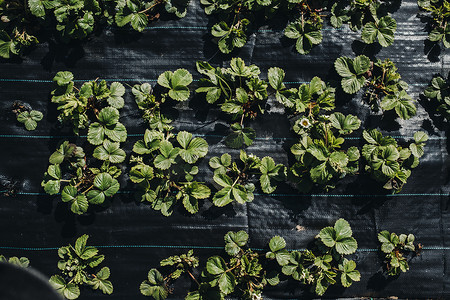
[98,107,119,126]
[224,231,248,256]
[268,67,285,91]
[93,140,126,163]
[182,195,199,214]
[28,0,46,18]
[334,219,353,240]
[87,123,106,145]
[225,124,255,149]
[353,55,371,75]
[17,111,42,131]
[330,112,361,134]
[107,82,125,108]
[130,13,148,32]
[206,256,227,275]
[334,57,354,78]
[335,237,358,255]
[414,131,428,143]
[269,236,286,252]
[319,227,336,247]
[50,275,81,300]
[129,164,154,183]
[44,180,61,195]
[177,131,209,163]
[74,234,89,256]
[218,271,235,295]
[90,267,113,295]
[53,71,74,86]
[212,187,233,207]
[140,269,168,299]
[87,173,120,205]
[49,141,76,164]
[158,69,193,101]
[154,141,179,170]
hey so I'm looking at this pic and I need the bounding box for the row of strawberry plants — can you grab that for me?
[1,1,449,58]
[1,219,421,299]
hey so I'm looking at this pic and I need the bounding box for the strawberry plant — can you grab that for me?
[201,0,329,55]
[0,0,39,58]
[12,101,43,131]
[378,230,421,276]
[418,0,450,48]
[49,235,113,300]
[362,129,428,193]
[130,130,210,216]
[335,55,416,120]
[268,218,360,296]
[423,72,450,120]
[130,69,210,216]
[209,151,286,207]
[269,68,361,192]
[331,0,397,47]
[41,141,121,215]
[140,250,200,299]
[196,58,269,148]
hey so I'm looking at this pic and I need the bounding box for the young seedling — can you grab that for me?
[362,129,428,193]
[209,151,286,207]
[418,0,450,48]
[41,141,121,215]
[12,101,43,131]
[269,68,361,192]
[378,230,421,276]
[49,235,113,300]
[331,0,397,47]
[335,55,416,120]
[196,58,269,148]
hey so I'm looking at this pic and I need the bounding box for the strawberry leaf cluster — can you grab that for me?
[130,69,210,216]
[268,218,360,296]
[41,141,122,214]
[331,0,397,47]
[209,151,286,207]
[196,58,269,148]
[362,129,428,193]
[49,235,113,300]
[140,250,200,299]
[270,69,361,192]
[12,101,43,131]
[202,0,329,55]
[418,0,450,48]
[0,0,190,58]
[423,72,450,120]
[335,55,416,120]
[378,230,420,276]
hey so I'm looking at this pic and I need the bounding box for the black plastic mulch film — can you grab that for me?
[0,0,448,299]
